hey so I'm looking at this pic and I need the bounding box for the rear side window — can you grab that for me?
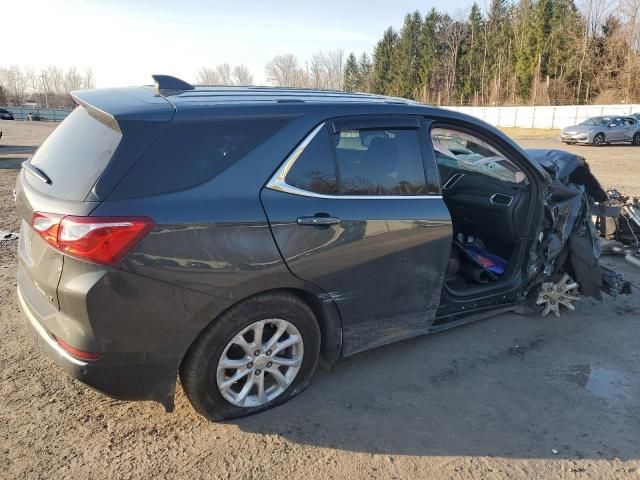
[111,116,291,198]
[28,106,122,200]
[284,128,337,194]
[334,129,426,195]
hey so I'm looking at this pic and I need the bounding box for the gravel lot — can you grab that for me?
[1,120,639,479]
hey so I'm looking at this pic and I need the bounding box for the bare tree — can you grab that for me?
[306,50,344,89]
[324,49,344,90]
[0,66,28,105]
[196,67,220,85]
[265,54,308,87]
[43,66,65,96]
[197,64,253,85]
[0,65,97,107]
[232,65,253,85]
[64,67,83,93]
[307,53,328,89]
[215,63,233,85]
[83,68,96,90]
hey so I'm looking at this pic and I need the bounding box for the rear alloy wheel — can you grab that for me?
[633,133,640,145]
[216,319,304,407]
[180,292,321,421]
[593,133,605,146]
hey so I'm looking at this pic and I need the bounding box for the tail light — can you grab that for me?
[31,212,154,265]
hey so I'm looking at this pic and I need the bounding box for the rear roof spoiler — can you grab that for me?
[152,74,194,94]
[71,84,175,122]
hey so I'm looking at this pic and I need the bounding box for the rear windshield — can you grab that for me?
[28,106,122,200]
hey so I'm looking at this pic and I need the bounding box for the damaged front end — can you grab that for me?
[524,149,631,314]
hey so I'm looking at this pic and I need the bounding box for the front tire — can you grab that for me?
[633,133,640,145]
[593,133,605,146]
[180,292,321,421]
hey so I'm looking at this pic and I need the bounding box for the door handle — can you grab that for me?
[297,215,341,226]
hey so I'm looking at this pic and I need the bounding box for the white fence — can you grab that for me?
[443,104,640,129]
[0,106,72,122]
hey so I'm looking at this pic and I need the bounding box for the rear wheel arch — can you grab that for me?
[180,287,343,370]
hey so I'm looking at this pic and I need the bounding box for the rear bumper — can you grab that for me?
[17,255,231,411]
[18,284,178,408]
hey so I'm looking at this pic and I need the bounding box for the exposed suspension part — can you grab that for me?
[536,274,581,317]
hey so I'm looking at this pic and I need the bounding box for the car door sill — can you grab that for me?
[430,305,518,333]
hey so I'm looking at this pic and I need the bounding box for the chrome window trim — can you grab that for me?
[265,122,443,200]
[442,172,464,190]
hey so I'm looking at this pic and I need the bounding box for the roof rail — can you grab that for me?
[151,74,194,93]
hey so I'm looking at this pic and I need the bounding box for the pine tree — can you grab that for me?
[366,0,640,106]
[391,11,423,99]
[373,27,398,94]
[418,9,441,103]
[358,52,373,92]
[343,53,360,91]
[459,3,484,104]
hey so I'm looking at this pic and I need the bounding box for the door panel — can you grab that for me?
[609,120,625,141]
[624,120,636,141]
[261,188,452,355]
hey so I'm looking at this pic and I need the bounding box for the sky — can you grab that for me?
[4,0,473,88]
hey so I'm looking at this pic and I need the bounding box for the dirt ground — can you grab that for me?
[1,121,640,479]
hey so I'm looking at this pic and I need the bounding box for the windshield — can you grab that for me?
[580,117,610,126]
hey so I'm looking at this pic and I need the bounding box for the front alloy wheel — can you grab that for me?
[593,133,605,146]
[216,319,304,407]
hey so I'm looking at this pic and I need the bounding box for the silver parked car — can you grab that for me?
[561,116,640,146]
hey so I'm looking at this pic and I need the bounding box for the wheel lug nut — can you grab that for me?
[266,350,272,356]
[254,350,260,356]
[247,362,253,369]
[266,362,272,368]
[255,369,262,375]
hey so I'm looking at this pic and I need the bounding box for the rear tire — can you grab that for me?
[593,133,605,146]
[180,292,321,421]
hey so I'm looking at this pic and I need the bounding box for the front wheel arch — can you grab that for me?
[593,133,606,145]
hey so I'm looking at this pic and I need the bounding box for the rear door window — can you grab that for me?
[284,128,337,194]
[333,128,426,195]
[27,106,122,200]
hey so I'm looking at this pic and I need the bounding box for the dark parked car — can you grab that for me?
[16,75,620,421]
[0,107,14,120]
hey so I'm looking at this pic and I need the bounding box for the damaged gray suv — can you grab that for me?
[15,75,623,421]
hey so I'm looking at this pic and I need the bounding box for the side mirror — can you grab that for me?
[609,124,616,128]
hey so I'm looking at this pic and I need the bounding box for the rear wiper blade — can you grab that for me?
[21,161,52,185]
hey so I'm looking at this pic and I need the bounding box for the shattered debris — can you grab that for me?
[596,189,640,252]
[593,189,640,273]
